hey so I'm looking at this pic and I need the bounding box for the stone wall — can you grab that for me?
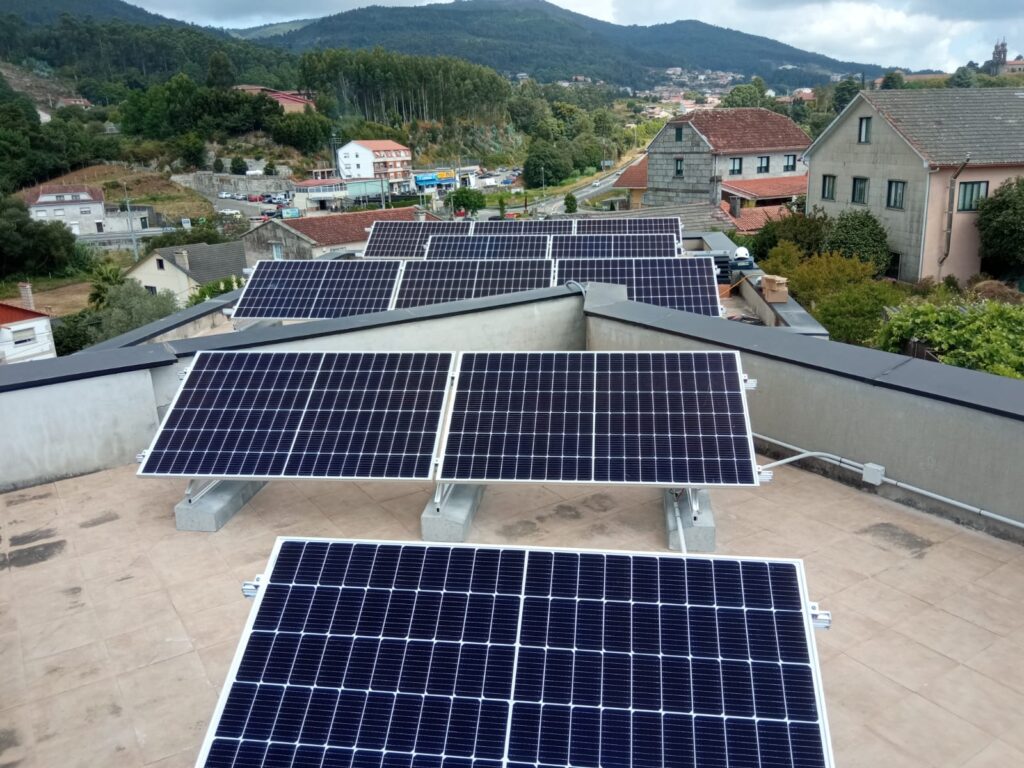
[645,124,716,206]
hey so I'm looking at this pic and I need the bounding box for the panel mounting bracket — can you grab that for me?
[242,573,264,599]
[178,367,190,381]
[758,467,774,483]
[809,602,832,630]
[136,450,148,464]
[742,374,758,390]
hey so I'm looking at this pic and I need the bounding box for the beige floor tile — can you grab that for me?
[167,571,247,617]
[144,746,202,767]
[129,690,217,765]
[178,598,252,651]
[20,640,112,703]
[868,694,992,768]
[94,589,181,639]
[874,559,966,604]
[104,617,194,674]
[812,535,903,578]
[949,529,1024,563]
[920,665,1024,741]
[146,536,231,586]
[974,558,1024,602]
[117,652,215,712]
[917,539,1003,583]
[11,582,90,629]
[939,583,1024,636]
[816,604,887,658]
[847,629,959,692]
[892,607,998,664]
[19,609,102,661]
[830,718,931,768]
[831,577,929,628]
[966,637,1024,695]
[820,653,912,717]
[962,741,1024,768]
[197,638,239,690]
[8,554,82,596]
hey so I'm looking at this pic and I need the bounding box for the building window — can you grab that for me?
[674,158,684,177]
[674,127,683,142]
[12,328,35,346]
[756,156,770,174]
[53,208,65,216]
[156,258,165,271]
[729,157,742,175]
[885,252,902,280]
[96,221,103,233]
[784,154,797,172]
[79,207,91,215]
[851,177,869,204]
[55,195,65,201]
[144,286,157,295]
[140,216,148,229]
[886,180,906,210]
[957,181,988,212]
[36,210,47,218]
[821,174,836,201]
[71,194,81,200]
[271,243,284,260]
[858,117,871,143]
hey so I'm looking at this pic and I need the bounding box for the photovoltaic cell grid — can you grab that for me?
[395,260,555,308]
[138,351,453,480]
[364,221,472,260]
[575,217,682,236]
[556,257,720,316]
[199,540,831,768]
[550,234,679,260]
[424,235,550,261]
[440,351,757,486]
[472,220,574,236]
[234,260,401,320]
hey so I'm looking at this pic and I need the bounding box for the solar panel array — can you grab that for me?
[556,257,720,316]
[234,261,402,320]
[363,221,472,260]
[424,235,550,260]
[550,234,679,260]
[440,351,757,486]
[472,219,574,236]
[576,217,682,236]
[395,260,554,309]
[139,351,453,480]
[198,539,832,768]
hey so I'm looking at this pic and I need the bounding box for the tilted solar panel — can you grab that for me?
[473,219,573,235]
[424,235,550,260]
[395,260,555,308]
[556,257,720,316]
[138,351,453,480]
[575,217,682,236]
[440,351,757,486]
[550,234,679,260]
[363,221,472,260]
[233,260,401,320]
[198,539,833,768]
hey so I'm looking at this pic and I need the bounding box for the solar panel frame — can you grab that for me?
[550,233,680,260]
[363,220,472,260]
[137,350,456,481]
[555,256,721,316]
[437,351,759,487]
[233,260,403,320]
[196,538,835,768]
[574,217,682,236]
[424,235,551,261]
[395,259,556,308]
[472,219,574,236]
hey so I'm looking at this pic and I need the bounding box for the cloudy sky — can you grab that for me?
[135,0,1022,71]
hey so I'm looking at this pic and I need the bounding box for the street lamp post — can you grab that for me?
[122,182,139,262]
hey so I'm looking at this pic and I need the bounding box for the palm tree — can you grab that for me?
[88,260,126,309]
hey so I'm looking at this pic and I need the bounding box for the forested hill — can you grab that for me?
[0,0,183,27]
[264,0,887,87]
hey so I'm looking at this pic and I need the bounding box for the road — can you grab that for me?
[534,169,623,216]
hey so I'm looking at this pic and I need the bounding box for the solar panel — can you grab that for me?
[550,234,679,260]
[575,217,682,236]
[198,539,833,768]
[556,257,720,316]
[363,221,472,260]
[425,235,550,260]
[139,351,453,480]
[473,219,573,235]
[439,351,758,486]
[395,260,554,308]
[233,260,401,320]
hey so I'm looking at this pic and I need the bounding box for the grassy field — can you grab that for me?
[1,251,135,317]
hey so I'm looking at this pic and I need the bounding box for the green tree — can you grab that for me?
[780,252,876,309]
[880,71,905,90]
[0,196,77,278]
[230,156,247,175]
[263,160,277,176]
[832,78,861,112]
[564,193,578,213]
[947,66,977,89]
[212,157,224,173]
[189,276,242,306]
[271,111,332,153]
[523,140,572,188]
[53,309,98,356]
[497,196,507,218]
[815,281,906,344]
[88,259,126,309]
[752,208,832,260]
[720,84,762,108]
[92,281,178,341]
[824,209,891,274]
[175,132,206,169]
[758,240,803,276]
[206,51,236,89]
[976,176,1024,278]
[446,187,486,215]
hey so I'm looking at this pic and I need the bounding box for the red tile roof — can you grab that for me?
[0,302,49,324]
[721,175,808,200]
[356,140,410,153]
[24,184,104,205]
[279,208,438,246]
[613,156,648,189]
[669,108,811,153]
[719,203,791,234]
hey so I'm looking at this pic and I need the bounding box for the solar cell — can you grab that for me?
[395,260,554,308]
[556,257,720,316]
[439,351,757,486]
[550,234,679,260]
[233,260,401,320]
[139,351,454,480]
[472,220,573,236]
[364,221,472,260]
[425,235,550,260]
[575,217,682,236]
[198,540,832,768]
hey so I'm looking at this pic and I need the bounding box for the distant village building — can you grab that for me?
[233,85,316,114]
[290,178,387,213]
[336,140,413,194]
[612,156,649,210]
[56,97,91,109]
[26,185,105,235]
[127,242,247,303]
[991,41,1024,74]
[0,289,55,364]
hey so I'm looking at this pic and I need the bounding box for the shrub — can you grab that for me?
[786,252,876,309]
[815,281,907,344]
[824,209,891,274]
[758,240,802,276]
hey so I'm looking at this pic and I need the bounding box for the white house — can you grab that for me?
[26,185,106,235]
[127,242,248,303]
[0,299,56,364]
[336,140,413,194]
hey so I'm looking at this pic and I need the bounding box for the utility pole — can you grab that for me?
[122,182,139,262]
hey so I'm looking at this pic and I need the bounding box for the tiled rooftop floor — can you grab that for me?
[2,462,1023,767]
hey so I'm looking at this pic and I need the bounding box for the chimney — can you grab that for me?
[18,282,34,311]
[174,249,190,273]
[414,208,426,222]
[729,196,742,219]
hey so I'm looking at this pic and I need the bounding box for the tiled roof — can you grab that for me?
[149,241,248,286]
[719,202,791,233]
[355,140,410,153]
[613,156,648,189]
[24,184,104,205]
[669,108,811,153]
[721,175,808,200]
[291,177,375,188]
[279,208,437,246]
[859,89,1024,166]
[0,302,49,324]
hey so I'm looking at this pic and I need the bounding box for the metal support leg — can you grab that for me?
[421,483,486,542]
[664,488,716,553]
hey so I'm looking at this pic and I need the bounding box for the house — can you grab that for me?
[803,88,1024,282]
[645,108,811,207]
[242,207,438,265]
[720,174,808,210]
[290,178,385,213]
[990,41,1024,75]
[233,85,316,114]
[0,296,55,364]
[336,140,413,194]
[56,97,91,109]
[25,185,106,235]
[127,242,247,302]
[612,156,649,209]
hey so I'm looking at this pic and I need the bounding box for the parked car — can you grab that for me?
[232,192,247,201]
[219,209,242,217]
[592,180,602,187]
[217,191,232,199]
[246,194,262,202]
